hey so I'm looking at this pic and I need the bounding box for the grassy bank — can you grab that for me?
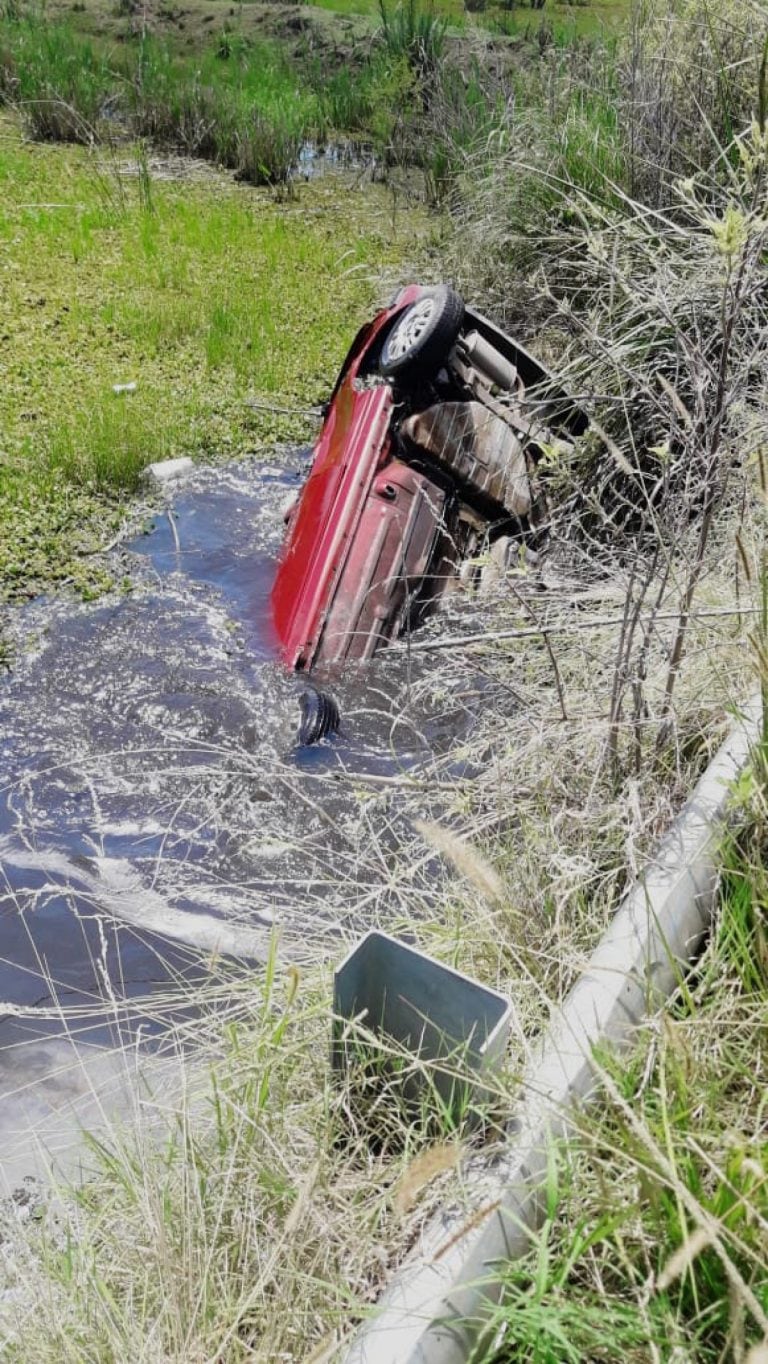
[0,116,431,601]
[0,11,384,178]
[44,0,631,45]
[0,1,630,199]
[0,0,628,605]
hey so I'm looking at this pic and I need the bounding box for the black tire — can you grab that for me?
[297,688,340,745]
[379,285,465,381]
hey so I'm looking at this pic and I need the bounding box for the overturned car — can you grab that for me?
[271,284,586,673]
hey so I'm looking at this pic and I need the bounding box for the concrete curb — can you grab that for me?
[345,697,762,1364]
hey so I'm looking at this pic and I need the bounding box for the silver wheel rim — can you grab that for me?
[385,297,436,362]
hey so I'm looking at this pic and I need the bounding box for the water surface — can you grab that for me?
[0,454,477,1180]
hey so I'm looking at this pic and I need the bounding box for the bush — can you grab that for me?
[443,5,768,751]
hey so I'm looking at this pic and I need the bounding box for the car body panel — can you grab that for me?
[316,460,448,664]
[271,383,393,669]
[270,285,425,671]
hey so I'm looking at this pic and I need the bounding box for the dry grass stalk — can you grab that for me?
[413,817,506,904]
[393,1140,462,1216]
[653,1225,712,1292]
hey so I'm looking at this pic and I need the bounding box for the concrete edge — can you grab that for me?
[344,697,762,1364]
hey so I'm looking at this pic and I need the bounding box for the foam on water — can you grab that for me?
[0,453,477,1180]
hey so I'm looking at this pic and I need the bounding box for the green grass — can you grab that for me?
[0,115,431,600]
[0,8,463,180]
[287,0,630,38]
[477,813,768,1363]
[127,30,326,177]
[0,15,330,175]
[0,1,633,214]
[41,0,630,42]
[0,19,113,141]
[378,0,447,73]
[488,0,629,40]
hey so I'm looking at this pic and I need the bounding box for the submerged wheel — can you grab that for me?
[297,688,340,746]
[379,285,465,382]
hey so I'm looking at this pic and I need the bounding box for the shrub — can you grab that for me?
[443,6,768,757]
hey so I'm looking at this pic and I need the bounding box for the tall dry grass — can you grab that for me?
[443,0,768,777]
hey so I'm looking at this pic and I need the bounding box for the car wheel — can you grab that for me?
[297,688,340,745]
[379,286,465,381]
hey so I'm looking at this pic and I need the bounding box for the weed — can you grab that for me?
[479,1161,662,1361]
[442,5,768,773]
[135,137,153,212]
[718,776,768,997]
[234,105,305,186]
[619,0,764,206]
[377,0,447,80]
[0,935,500,1360]
[478,997,768,1362]
[315,54,398,135]
[1,19,113,143]
[127,31,322,180]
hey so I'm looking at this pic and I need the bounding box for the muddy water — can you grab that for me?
[294,140,372,180]
[0,454,475,1180]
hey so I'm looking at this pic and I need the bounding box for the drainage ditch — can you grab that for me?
[0,452,484,1187]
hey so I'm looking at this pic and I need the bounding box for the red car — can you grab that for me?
[271,284,585,675]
